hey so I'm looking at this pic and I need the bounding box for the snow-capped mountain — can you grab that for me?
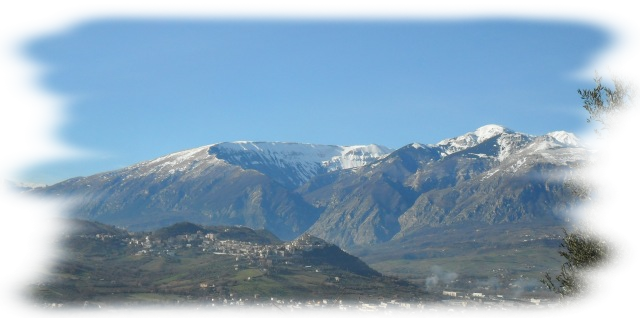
[303,125,589,247]
[33,124,588,245]
[436,124,517,153]
[545,131,582,147]
[33,141,391,239]
[432,124,533,161]
[207,142,391,188]
[91,141,391,190]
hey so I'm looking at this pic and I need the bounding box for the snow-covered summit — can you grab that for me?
[546,131,581,147]
[210,141,390,170]
[120,145,215,181]
[432,126,586,170]
[61,125,585,191]
[436,124,522,157]
[113,141,392,189]
[207,141,392,187]
[495,131,587,171]
[212,142,388,161]
[474,124,515,142]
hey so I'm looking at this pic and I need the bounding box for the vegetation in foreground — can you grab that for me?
[547,56,640,317]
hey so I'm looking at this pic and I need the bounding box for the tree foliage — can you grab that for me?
[546,55,640,317]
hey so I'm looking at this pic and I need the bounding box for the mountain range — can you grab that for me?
[33,124,587,251]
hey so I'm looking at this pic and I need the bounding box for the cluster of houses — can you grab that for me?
[271,298,430,317]
[121,230,329,266]
[75,231,557,310]
[190,286,556,317]
[122,232,448,316]
[440,290,552,308]
[202,297,424,311]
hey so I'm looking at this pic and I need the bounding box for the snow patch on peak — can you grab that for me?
[495,133,533,162]
[518,136,589,166]
[123,145,217,180]
[325,144,392,170]
[437,124,514,155]
[104,140,390,184]
[546,131,581,147]
[211,142,390,167]
[340,144,391,156]
[473,124,513,143]
[207,141,392,186]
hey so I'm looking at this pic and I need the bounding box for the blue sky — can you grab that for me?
[21,19,610,185]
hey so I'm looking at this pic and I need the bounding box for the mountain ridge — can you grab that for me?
[32,124,587,247]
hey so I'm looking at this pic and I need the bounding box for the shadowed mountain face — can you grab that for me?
[36,150,322,240]
[33,143,389,240]
[303,127,585,247]
[34,125,587,246]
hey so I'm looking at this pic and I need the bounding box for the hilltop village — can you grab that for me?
[33,223,560,311]
[124,230,330,271]
[122,229,555,317]
[134,230,314,257]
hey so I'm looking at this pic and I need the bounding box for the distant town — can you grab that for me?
[35,225,561,311]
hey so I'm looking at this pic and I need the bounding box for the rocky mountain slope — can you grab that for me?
[33,125,588,246]
[34,142,390,239]
[303,125,585,247]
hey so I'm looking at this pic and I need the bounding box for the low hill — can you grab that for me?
[30,220,431,307]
